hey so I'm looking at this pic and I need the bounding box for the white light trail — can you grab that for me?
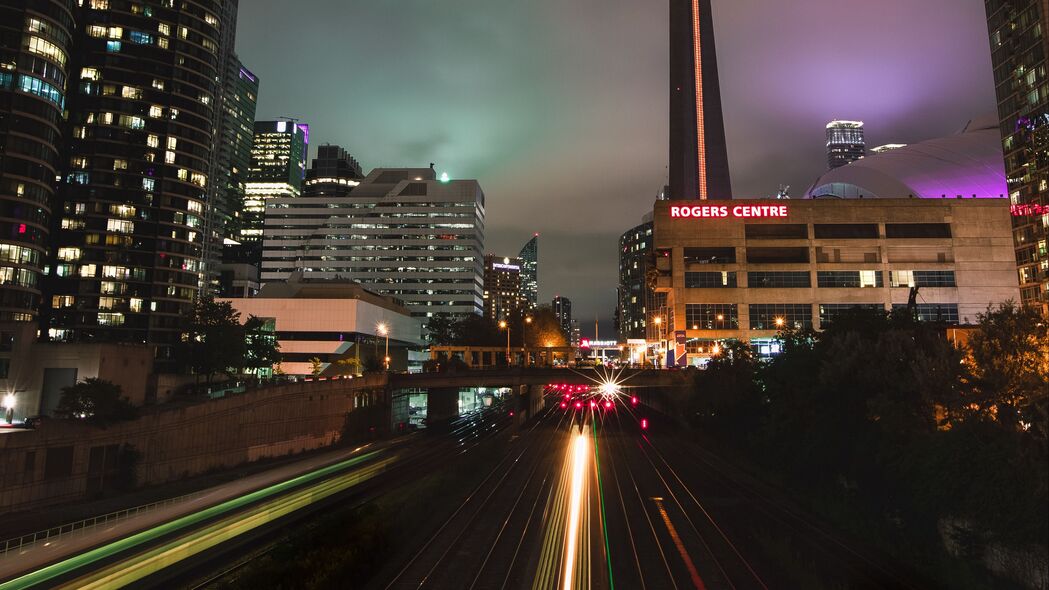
[562,432,588,590]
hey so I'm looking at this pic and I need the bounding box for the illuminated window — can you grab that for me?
[122,86,142,100]
[81,67,101,80]
[106,219,134,233]
[27,36,67,65]
[56,247,81,261]
[87,25,106,38]
[149,105,163,118]
[146,134,159,148]
[158,23,171,36]
[52,295,75,309]
[129,298,143,312]
[98,313,124,326]
[79,264,97,278]
[112,159,127,170]
[749,304,812,330]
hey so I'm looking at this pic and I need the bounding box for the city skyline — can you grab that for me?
[237,0,997,332]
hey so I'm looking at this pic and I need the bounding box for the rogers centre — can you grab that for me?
[670,204,788,218]
[644,198,1021,367]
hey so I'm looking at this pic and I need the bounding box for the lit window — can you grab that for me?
[113,159,128,170]
[81,67,101,80]
[122,86,142,99]
[56,247,81,261]
[149,105,163,118]
[146,134,159,148]
[98,313,124,326]
[107,219,134,233]
[108,26,122,39]
[79,264,97,278]
[27,36,67,66]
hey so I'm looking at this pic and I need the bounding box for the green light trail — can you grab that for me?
[591,417,615,590]
[0,449,384,590]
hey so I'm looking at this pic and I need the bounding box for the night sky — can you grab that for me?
[236,0,997,336]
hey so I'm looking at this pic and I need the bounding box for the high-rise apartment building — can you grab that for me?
[242,120,308,247]
[617,217,654,341]
[552,295,572,336]
[262,167,485,317]
[483,255,525,322]
[985,0,1049,313]
[519,234,538,311]
[826,120,866,169]
[303,144,362,198]
[43,0,228,366]
[0,0,73,327]
[669,0,732,200]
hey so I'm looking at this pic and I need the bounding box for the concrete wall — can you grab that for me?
[0,374,388,514]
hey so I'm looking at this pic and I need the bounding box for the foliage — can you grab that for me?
[522,305,569,348]
[182,296,246,383]
[422,353,469,373]
[309,357,323,376]
[425,314,456,346]
[335,356,363,376]
[244,315,280,375]
[685,305,1048,567]
[54,378,137,425]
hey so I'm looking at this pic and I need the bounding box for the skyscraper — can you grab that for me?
[669,0,732,200]
[0,1,73,326]
[213,59,258,259]
[519,234,538,311]
[242,120,308,248]
[483,255,525,323]
[44,0,228,366]
[262,167,486,318]
[985,0,1049,314]
[552,296,572,337]
[617,217,654,341]
[826,120,866,169]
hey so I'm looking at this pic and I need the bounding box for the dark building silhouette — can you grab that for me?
[303,144,363,198]
[985,0,1049,314]
[669,0,732,200]
[617,217,654,341]
[519,234,538,311]
[552,295,572,337]
[0,0,74,326]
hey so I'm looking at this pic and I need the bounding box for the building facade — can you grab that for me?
[669,0,732,200]
[518,234,538,311]
[261,167,485,318]
[43,0,227,367]
[826,120,866,169]
[221,278,422,376]
[483,255,524,323]
[242,120,308,247]
[652,198,1020,365]
[0,0,73,330]
[552,295,572,336]
[213,58,257,256]
[617,218,654,341]
[985,0,1049,314]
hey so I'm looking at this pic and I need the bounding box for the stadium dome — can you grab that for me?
[806,115,1007,199]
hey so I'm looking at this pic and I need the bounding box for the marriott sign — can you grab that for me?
[669,204,789,219]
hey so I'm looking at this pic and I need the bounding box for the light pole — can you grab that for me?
[501,319,514,365]
[377,323,390,371]
[653,314,664,368]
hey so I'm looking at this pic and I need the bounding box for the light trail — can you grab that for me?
[654,498,707,590]
[562,432,589,590]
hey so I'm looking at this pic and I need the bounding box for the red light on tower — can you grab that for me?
[640,418,649,430]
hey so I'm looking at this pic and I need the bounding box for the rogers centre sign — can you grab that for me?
[670,205,788,218]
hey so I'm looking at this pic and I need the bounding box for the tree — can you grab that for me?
[54,378,137,425]
[425,314,456,346]
[452,314,503,346]
[244,315,280,376]
[965,302,1049,435]
[335,356,363,376]
[309,357,323,376]
[522,305,568,348]
[183,296,246,383]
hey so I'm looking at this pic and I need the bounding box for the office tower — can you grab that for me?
[552,296,572,336]
[985,0,1049,314]
[0,1,74,326]
[303,144,363,198]
[617,217,654,341]
[262,167,485,317]
[242,120,308,248]
[826,120,866,169]
[483,255,525,323]
[213,59,258,256]
[519,234,538,311]
[570,319,581,347]
[870,144,907,154]
[669,0,732,200]
[44,0,228,367]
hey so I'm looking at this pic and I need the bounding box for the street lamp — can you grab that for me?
[774,317,785,328]
[377,323,390,371]
[499,320,510,365]
[2,393,14,424]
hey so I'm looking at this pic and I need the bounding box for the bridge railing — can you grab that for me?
[0,488,208,558]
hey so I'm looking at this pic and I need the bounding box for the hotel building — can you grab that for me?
[651,198,1020,365]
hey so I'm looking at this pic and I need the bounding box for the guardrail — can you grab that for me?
[0,489,208,558]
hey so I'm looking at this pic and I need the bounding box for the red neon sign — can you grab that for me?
[670,205,788,219]
[1011,203,1049,217]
